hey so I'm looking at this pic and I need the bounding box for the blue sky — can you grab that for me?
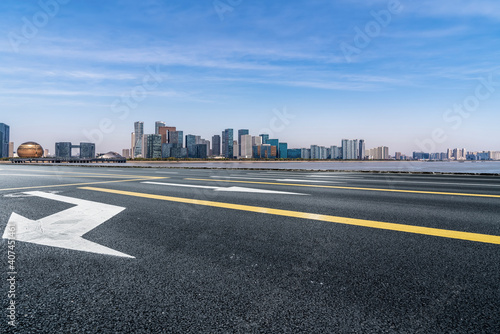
[1,0,499,155]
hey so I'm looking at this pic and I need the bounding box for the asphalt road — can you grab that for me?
[0,165,499,333]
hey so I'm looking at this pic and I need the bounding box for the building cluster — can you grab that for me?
[2,120,499,162]
[124,121,392,160]
[412,148,500,161]
[54,142,96,159]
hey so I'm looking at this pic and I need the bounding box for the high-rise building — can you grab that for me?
[192,144,208,159]
[222,129,233,158]
[200,139,211,156]
[301,148,311,159]
[252,136,262,146]
[267,139,279,157]
[162,143,174,158]
[259,134,269,145]
[212,135,221,156]
[133,121,144,158]
[278,143,288,159]
[0,123,10,158]
[252,144,276,159]
[238,129,249,156]
[55,142,72,158]
[44,149,49,158]
[341,139,360,160]
[168,131,183,147]
[310,145,320,159]
[79,142,96,158]
[155,121,166,135]
[185,134,197,158]
[319,146,328,160]
[144,134,162,158]
[122,149,131,159]
[240,134,252,158]
[330,146,341,159]
[359,139,365,160]
[158,126,176,144]
[9,142,14,158]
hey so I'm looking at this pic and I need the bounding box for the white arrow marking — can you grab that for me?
[2,191,133,258]
[142,182,308,195]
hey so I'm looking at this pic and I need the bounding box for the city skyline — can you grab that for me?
[1,1,500,154]
[3,118,500,160]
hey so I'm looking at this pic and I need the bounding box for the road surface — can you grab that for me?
[0,165,499,333]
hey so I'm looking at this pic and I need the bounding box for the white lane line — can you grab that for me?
[212,176,343,183]
[142,181,308,195]
[2,191,133,258]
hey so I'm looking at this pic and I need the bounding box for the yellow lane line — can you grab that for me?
[0,177,168,192]
[185,178,500,199]
[80,187,500,245]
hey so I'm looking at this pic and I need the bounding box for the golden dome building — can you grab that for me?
[17,142,44,158]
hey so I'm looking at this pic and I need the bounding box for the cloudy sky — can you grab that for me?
[1,0,499,154]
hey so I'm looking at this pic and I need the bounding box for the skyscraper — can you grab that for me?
[0,123,10,158]
[212,135,221,156]
[222,129,233,158]
[238,129,249,156]
[155,121,166,135]
[143,134,162,158]
[330,146,341,159]
[185,134,197,158]
[158,126,176,144]
[259,134,269,145]
[240,134,252,158]
[279,143,288,159]
[168,131,183,147]
[267,138,279,157]
[252,136,262,146]
[310,145,320,159]
[341,139,360,160]
[133,121,144,158]
[358,139,365,160]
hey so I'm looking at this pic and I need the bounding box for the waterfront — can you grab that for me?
[6,160,499,174]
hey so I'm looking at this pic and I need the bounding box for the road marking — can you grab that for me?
[210,176,341,183]
[80,187,500,245]
[142,181,307,195]
[307,177,500,188]
[0,177,168,192]
[0,173,148,179]
[2,191,133,258]
[0,168,155,179]
[185,178,500,199]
